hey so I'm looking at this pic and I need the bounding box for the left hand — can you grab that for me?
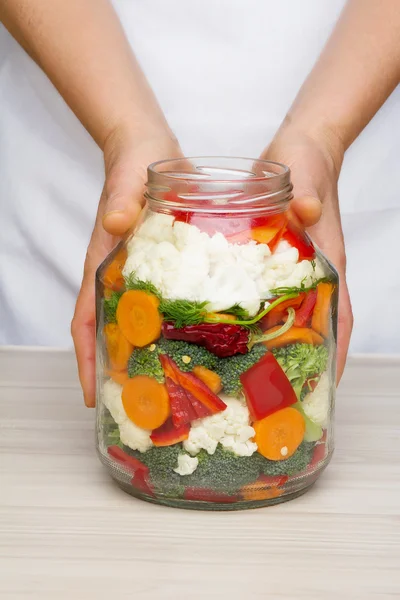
[260,124,353,383]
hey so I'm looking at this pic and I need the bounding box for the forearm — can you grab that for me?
[0,0,170,148]
[284,0,400,166]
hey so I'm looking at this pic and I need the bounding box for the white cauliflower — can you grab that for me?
[102,379,153,453]
[124,212,324,312]
[119,419,153,453]
[302,372,331,428]
[183,397,257,458]
[173,454,199,476]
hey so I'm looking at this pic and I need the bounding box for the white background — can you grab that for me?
[0,0,399,352]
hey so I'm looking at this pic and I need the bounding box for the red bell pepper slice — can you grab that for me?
[165,376,197,427]
[294,289,318,327]
[107,445,154,496]
[259,474,289,487]
[150,417,190,446]
[185,389,213,419]
[183,487,239,503]
[160,355,226,414]
[282,223,315,261]
[240,352,298,421]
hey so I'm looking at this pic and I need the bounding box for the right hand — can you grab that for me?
[71,125,183,407]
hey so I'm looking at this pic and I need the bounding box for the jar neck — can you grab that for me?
[145,157,293,216]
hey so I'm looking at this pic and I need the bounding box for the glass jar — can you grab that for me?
[95,157,338,510]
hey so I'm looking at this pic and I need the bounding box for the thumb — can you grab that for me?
[289,195,322,228]
[102,163,146,236]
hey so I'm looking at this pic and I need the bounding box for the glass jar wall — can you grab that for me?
[95,157,338,510]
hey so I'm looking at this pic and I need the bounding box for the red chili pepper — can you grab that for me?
[294,289,318,327]
[162,321,250,357]
[282,223,315,261]
[240,352,298,421]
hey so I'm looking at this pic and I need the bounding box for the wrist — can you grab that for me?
[279,111,345,180]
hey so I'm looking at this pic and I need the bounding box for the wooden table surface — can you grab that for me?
[1,348,399,599]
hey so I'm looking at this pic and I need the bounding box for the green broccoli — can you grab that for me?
[125,444,185,498]
[215,344,267,395]
[127,346,165,382]
[272,343,328,398]
[255,441,315,477]
[181,446,262,495]
[102,408,122,446]
[157,338,218,372]
[103,291,123,324]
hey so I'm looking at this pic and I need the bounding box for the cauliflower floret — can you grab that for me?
[302,372,331,428]
[274,239,293,253]
[183,397,257,457]
[102,380,127,425]
[274,259,315,289]
[102,379,153,452]
[137,213,175,243]
[173,454,199,476]
[264,246,299,268]
[119,419,153,453]
[173,220,209,250]
[123,237,157,279]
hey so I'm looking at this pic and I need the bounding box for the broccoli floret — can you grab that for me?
[255,441,315,477]
[125,444,185,498]
[103,291,123,324]
[272,344,328,398]
[102,408,122,446]
[127,346,164,382]
[215,344,267,395]
[157,338,218,372]
[181,446,262,494]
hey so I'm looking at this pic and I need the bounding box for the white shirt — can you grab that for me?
[0,0,399,352]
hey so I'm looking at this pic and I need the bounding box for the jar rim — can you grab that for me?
[146,156,293,213]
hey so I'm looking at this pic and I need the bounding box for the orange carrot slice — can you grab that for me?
[264,326,324,349]
[106,369,129,386]
[240,483,283,501]
[122,376,170,430]
[254,407,305,461]
[251,225,282,245]
[103,323,133,371]
[102,248,127,291]
[311,282,334,337]
[192,366,222,394]
[116,290,162,347]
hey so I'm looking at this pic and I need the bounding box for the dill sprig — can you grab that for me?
[103,291,123,323]
[223,304,252,321]
[158,299,208,328]
[124,272,162,299]
[270,277,331,297]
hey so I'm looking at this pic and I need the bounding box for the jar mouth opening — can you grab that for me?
[146,156,292,213]
[148,156,290,183]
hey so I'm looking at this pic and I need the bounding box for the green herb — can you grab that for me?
[270,277,331,297]
[311,259,316,271]
[124,272,162,299]
[158,299,208,328]
[223,304,252,321]
[103,291,123,323]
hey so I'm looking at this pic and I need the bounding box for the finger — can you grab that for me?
[290,195,322,228]
[103,167,146,236]
[71,279,96,407]
[336,281,353,384]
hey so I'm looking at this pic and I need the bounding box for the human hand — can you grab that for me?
[261,124,353,383]
[71,125,183,407]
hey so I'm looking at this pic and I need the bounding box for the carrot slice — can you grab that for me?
[106,369,129,386]
[240,483,284,501]
[116,290,162,347]
[264,326,324,349]
[262,294,305,330]
[251,225,282,245]
[103,323,133,371]
[122,375,170,430]
[311,282,334,337]
[102,248,127,291]
[254,407,305,461]
[192,366,222,394]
